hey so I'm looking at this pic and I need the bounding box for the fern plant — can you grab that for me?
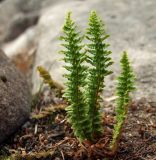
[59,12,91,141]
[110,51,135,152]
[85,11,113,138]
[37,11,136,148]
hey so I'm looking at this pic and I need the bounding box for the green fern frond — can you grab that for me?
[111,51,135,151]
[85,11,113,138]
[60,12,91,141]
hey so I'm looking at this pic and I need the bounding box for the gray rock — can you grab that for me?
[4,13,39,42]
[3,26,37,57]
[0,0,5,3]
[0,49,31,143]
[31,0,156,100]
[0,0,40,44]
[0,0,64,44]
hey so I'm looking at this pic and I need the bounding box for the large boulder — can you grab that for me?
[0,50,31,143]
[3,13,39,43]
[0,0,65,44]
[32,0,156,100]
[0,0,41,44]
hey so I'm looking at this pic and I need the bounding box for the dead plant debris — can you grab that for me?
[0,97,156,160]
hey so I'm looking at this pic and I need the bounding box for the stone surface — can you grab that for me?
[0,0,65,44]
[0,0,67,57]
[31,0,156,100]
[3,13,39,42]
[3,26,37,57]
[0,0,40,44]
[0,49,31,143]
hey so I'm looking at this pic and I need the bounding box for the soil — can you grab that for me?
[0,90,155,160]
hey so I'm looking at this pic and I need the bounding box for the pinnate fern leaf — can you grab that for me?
[60,12,91,141]
[85,11,113,138]
[111,51,135,151]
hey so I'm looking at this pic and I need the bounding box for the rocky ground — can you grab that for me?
[0,93,156,160]
[0,0,156,159]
